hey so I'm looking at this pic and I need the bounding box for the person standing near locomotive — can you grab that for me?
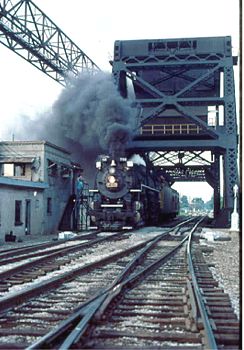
[76,174,84,199]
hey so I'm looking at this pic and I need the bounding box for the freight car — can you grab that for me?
[89,155,179,230]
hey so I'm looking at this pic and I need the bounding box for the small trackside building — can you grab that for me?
[0,141,81,242]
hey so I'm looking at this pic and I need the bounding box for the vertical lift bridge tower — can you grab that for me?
[112,36,238,227]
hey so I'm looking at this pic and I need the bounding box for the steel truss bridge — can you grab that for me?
[112,37,239,227]
[0,1,239,227]
[0,0,100,85]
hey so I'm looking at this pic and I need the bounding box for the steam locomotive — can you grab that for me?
[89,155,179,230]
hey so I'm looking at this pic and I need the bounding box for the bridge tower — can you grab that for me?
[112,36,239,227]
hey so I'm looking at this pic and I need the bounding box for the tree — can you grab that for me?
[180,195,189,209]
[191,197,205,211]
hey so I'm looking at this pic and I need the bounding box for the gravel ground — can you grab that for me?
[1,228,241,320]
[200,229,240,319]
[0,233,59,250]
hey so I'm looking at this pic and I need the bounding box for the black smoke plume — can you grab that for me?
[9,72,137,183]
[53,72,136,151]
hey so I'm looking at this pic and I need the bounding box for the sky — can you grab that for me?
[0,0,240,202]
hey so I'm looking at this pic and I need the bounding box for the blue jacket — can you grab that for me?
[77,178,84,191]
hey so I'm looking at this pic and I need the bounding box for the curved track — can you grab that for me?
[0,220,193,349]
[0,218,239,349]
[0,232,129,295]
[30,218,239,350]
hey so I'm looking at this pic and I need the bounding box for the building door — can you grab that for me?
[25,200,31,235]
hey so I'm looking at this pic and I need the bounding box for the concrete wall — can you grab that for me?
[0,186,45,241]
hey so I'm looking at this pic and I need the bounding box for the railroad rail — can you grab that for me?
[0,231,140,296]
[28,218,206,349]
[0,219,195,348]
[30,218,239,350]
[0,218,192,295]
[0,218,239,349]
[0,231,97,261]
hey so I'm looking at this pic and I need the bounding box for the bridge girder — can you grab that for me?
[112,36,239,227]
[0,0,100,85]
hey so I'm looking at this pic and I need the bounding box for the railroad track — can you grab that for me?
[190,244,240,348]
[30,218,239,350]
[0,231,147,296]
[0,217,239,349]
[0,231,98,264]
[0,219,196,349]
[0,218,192,296]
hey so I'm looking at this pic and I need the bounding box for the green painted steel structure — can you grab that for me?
[112,36,239,227]
[0,0,100,85]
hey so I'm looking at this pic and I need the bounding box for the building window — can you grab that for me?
[15,200,23,225]
[47,197,52,215]
[2,163,26,177]
[14,163,26,176]
[2,163,14,176]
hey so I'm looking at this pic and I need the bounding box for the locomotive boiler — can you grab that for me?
[89,155,179,230]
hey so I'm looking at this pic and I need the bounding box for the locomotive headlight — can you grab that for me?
[107,175,116,184]
[106,174,118,188]
[126,160,133,168]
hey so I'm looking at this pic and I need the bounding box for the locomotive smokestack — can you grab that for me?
[107,123,132,159]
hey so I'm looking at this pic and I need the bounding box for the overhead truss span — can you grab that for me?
[0,0,100,85]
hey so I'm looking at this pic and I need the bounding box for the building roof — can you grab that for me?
[0,141,71,154]
[0,177,49,189]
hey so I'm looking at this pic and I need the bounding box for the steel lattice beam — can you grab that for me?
[0,0,100,85]
[148,150,213,184]
[113,36,239,227]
